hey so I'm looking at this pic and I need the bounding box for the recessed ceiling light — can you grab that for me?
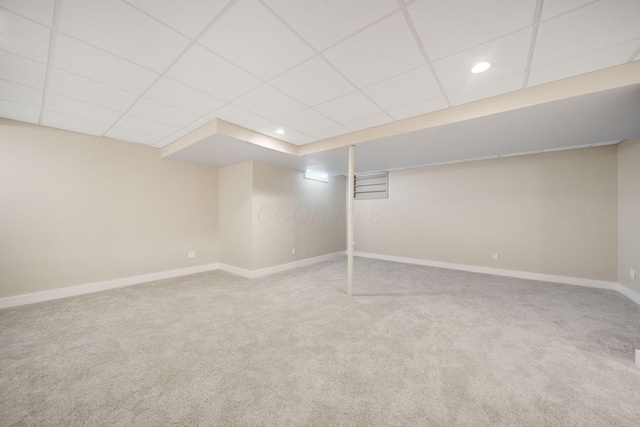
[471,62,491,74]
[275,129,285,135]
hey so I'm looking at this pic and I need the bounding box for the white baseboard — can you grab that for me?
[354,251,619,291]
[0,263,220,310]
[616,283,640,306]
[219,251,346,279]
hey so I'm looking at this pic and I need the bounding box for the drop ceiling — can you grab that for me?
[1,0,639,172]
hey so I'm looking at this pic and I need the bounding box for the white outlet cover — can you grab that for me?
[631,269,636,279]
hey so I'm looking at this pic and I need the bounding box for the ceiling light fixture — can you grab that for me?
[471,62,491,74]
[275,129,285,135]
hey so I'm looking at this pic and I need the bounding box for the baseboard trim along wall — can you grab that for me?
[354,251,640,305]
[219,251,347,279]
[0,263,221,309]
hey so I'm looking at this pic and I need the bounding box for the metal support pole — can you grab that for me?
[347,145,354,296]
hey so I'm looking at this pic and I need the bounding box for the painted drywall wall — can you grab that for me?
[618,138,640,293]
[0,119,219,298]
[219,161,253,270]
[354,146,618,281]
[252,162,346,270]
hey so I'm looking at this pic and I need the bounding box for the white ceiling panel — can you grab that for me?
[106,126,160,145]
[253,124,316,146]
[279,109,337,134]
[233,85,306,121]
[0,50,47,88]
[323,12,425,88]
[48,69,138,112]
[533,0,640,68]
[344,112,393,131]
[116,114,179,137]
[0,99,40,123]
[0,8,51,62]
[433,29,531,93]
[145,77,224,117]
[152,128,194,148]
[362,66,441,111]
[124,0,229,38]
[53,34,158,94]
[129,98,200,129]
[315,91,381,123]
[206,104,270,130]
[45,93,122,124]
[41,110,111,136]
[540,0,597,21]
[269,56,355,107]
[0,79,43,107]
[447,73,525,106]
[310,124,351,140]
[387,96,449,120]
[263,0,399,51]
[408,0,537,61]
[0,0,55,25]
[58,0,190,72]
[200,0,314,81]
[528,41,640,87]
[167,44,261,101]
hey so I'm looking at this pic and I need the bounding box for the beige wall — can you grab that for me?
[252,162,346,270]
[219,161,254,270]
[0,119,219,298]
[354,146,618,281]
[618,138,640,293]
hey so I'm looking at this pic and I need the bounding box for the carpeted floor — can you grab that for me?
[1,257,640,426]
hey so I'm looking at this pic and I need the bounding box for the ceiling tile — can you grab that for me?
[206,104,270,130]
[310,124,351,140]
[0,0,55,25]
[152,128,193,148]
[41,110,111,136]
[540,0,595,21]
[344,112,393,131]
[0,99,40,123]
[0,8,50,62]
[167,44,261,101]
[263,0,398,51]
[323,12,424,87]
[408,0,537,60]
[433,29,531,93]
[106,126,160,145]
[200,0,314,81]
[447,73,525,106]
[314,91,381,123]
[59,0,190,71]
[0,79,43,107]
[48,69,138,112]
[253,124,315,145]
[362,66,441,111]
[116,114,179,137]
[54,34,158,94]
[129,98,200,128]
[269,56,355,107]
[46,93,122,124]
[145,77,224,117]
[533,0,640,68]
[125,0,229,38]
[279,109,337,134]
[233,85,306,121]
[0,50,47,88]
[528,40,640,87]
[387,96,449,120]
[184,117,210,132]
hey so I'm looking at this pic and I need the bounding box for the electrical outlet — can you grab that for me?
[492,253,498,260]
[291,248,296,255]
[631,269,636,280]
[188,251,196,259]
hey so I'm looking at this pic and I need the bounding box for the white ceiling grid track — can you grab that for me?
[1,0,639,172]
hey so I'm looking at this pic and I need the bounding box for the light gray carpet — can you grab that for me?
[1,257,640,426]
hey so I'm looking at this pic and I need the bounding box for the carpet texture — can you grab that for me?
[1,257,639,426]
